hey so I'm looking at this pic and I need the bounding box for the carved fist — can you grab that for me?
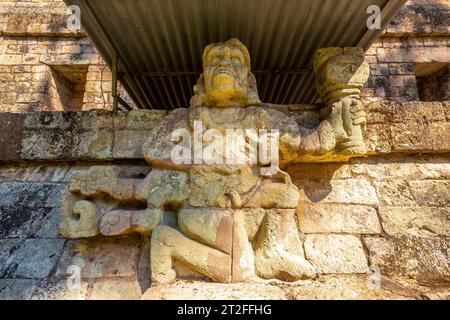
[70,166,117,196]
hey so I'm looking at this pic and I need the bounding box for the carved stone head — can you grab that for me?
[313,47,370,104]
[190,38,261,108]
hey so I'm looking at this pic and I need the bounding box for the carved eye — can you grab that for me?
[210,57,220,65]
[232,57,242,63]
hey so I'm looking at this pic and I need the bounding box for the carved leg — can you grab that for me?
[150,225,231,285]
[100,208,162,236]
[254,209,316,281]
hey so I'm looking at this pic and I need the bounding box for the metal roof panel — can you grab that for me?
[65,0,407,109]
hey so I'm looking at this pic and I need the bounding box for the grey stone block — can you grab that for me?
[6,239,65,279]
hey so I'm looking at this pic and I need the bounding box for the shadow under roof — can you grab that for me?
[64,0,407,109]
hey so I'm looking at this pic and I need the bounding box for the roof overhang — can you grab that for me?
[64,0,407,109]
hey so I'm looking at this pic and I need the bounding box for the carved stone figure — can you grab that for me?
[60,39,369,285]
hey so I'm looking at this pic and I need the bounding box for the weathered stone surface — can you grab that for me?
[373,180,417,206]
[364,236,450,286]
[287,162,352,180]
[0,113,24,161]
[142,108,189,167]
[364,124,392,154]
[113,130,152,159]
[21,129,74,160]
[145,169,189,208]
[0,182,65,208]
[304,235,368,274]
[0,206,59,239]
[142,275,419,300]
[56,236,140,279]
[114,110,167,130]
[87,278,142,300]
[73,129,113,160]
[142,280,288,300]
[31,279,88,300]
[297,178,379,205]
[408,180,450,207]
[349,157,421,180]
[298,204,381,234]
[4,239,65,279]
[367,102,447,124]
[0,279,39,300]
[0,239,23,277]
[379,207,450,237]
[390,122,450,153]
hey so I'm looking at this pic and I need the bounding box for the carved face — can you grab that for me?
[313,47,370,104]
[203,43,249,107]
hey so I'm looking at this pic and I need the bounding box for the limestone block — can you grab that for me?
[0,206,56,239]
[24,112,77,130]
[415,159,450,179]
[21,129,73,160]
[142,108,189,167]
[31,279,88,300]
[0,113,24,161]
[73,129,113,160]
[5,239,65,279]
[287,162,352,181]
[0,181,65,208]
[364,236,450,286]
[408,180,450,207]
[379,206,450,237]
[390,122,450,153]
[349,158,420,180]
[87,278,142,300]
[373,180,416,206]
[304,235,368,274]
[114,110,167,130]
[298,178,379,205]
[0,279,40,300]
[364,124,392,154]
[142,280,287,300]
[298,204,381,234]
[0,239,23,277]
[113,130,152,159]
[55,235,140,279]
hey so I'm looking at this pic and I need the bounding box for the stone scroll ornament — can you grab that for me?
[60,39,370,285]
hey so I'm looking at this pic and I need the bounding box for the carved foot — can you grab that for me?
[253,209,316,281]
[254,248,316,281]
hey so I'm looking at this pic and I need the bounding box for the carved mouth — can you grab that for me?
[215,68,236,77]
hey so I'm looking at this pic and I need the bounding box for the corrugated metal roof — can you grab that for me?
[64,0,406,109]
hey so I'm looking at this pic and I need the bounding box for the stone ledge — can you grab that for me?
[0,2,87,37]
[0,102,448,163]
[141,276,425,300]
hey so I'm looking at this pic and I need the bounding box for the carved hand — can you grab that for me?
[341,97,367,134]
[70,167,117,196]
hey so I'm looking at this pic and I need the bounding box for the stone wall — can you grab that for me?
[0,0,132,112]
[0,102,448,299]
[1,0,450,111]
[362,0,450,103]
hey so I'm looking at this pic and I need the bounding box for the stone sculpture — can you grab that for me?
[60,39,370,285]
